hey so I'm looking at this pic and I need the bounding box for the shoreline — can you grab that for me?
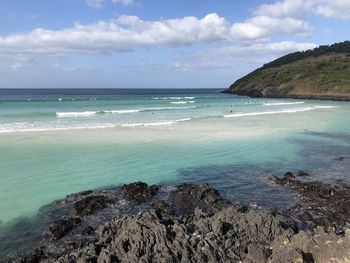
[220,89,350,102]
[7,172,350,263]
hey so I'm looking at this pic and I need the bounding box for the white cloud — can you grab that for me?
[87,0,134,8]
[254,0,315,18]
[174,41,318,70]
[255,0,350,20]
[315,0,350,19]
[86,0,105,9]
[0,12,314,55]
[0,14,230,54]
[230,16,312,40]
[112,0,134,5]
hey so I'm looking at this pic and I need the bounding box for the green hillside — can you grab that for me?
[227,41,350,100]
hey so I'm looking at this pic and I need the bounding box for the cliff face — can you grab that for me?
[227,41,350,100]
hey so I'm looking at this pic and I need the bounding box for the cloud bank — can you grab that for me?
[0,13,313,55]
[255,0,350,20]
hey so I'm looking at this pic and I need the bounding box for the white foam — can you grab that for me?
[152,96,196,100]
[143,106,197,111]
[56,111,97,118]
[56,109,141,118]
[109,109,140,114]
[264,102,305,106]
[224,106,338,118]
[56,106,197,118]
[121,118,191,127]
[314,106,339,109]
[170,101,195,105]
[0,118,193,133]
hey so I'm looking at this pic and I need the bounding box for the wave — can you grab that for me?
[0,118,193,133]
[107,110,140,114]
[152,96,196,100]
[224,106,338,118]
[263,102,305,106]
[56,111,98,118]
[120,118,192,127]
[56,110,141,118]
[313,106,339,109]
[143,106,197,111]
[56,106,197,118]
[170,101,195,105]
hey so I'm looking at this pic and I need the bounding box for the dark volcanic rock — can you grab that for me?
[269,227,350,263]
[74,195,116,216]
[283,172,295,178]
[15,182,350,263]
[271,175,350,233]
[171,183,229,215]
[45,217,81,242]
[122,182,158,203]
[82,226,95,236]
[152,201,175,220]
[19,248,45,263]
[297,170,310,177]
[56,207,296,263]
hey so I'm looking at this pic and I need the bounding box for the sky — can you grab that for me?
[0,0,349,89]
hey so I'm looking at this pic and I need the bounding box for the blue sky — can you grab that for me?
[0,0,349,89]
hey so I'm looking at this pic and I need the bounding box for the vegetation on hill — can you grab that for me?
[227,41,350,100]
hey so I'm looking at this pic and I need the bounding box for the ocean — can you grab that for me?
[0,88,350,258]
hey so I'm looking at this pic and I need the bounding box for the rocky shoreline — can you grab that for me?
[220,89,350,102]
[10,175,350,263]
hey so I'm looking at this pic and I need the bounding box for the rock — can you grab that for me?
[271,174,350,233]
[170,183,229,215]
[297,170,310,177]
[19,248,45,263]
[283,172,295,178]
[74,195,116,216]
[56,206,295,263]
[334,156,345,161]
[244,244,271,263]
[76,190,93,196]
[299,211,313,222]
[45,217,81,242]
[15,182,350,263]
[82,226,95,236]
[270,227,350,263]
[152,201,174,220]
[121,182,158,203]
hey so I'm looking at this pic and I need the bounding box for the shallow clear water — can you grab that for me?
[0,89,350,258]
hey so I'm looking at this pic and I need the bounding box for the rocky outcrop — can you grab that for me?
[74,195,116,216]
[170,183,229,214]
[44,217,81,242]
[269,227,350,263]
[271,173,350,234]
[122,181,158,203]
[56,206,295,263]
[16,181,350,263]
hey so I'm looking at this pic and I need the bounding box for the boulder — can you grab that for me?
[283,172,295,178]
[45,217,81,242]
[170,183,228,215]
[297,170,310,177]
[74,195,116,216]
[122,182,158,203]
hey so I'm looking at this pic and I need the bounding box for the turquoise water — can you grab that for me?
[0,89,350,257]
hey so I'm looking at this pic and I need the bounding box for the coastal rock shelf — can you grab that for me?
[12,180,350,263]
